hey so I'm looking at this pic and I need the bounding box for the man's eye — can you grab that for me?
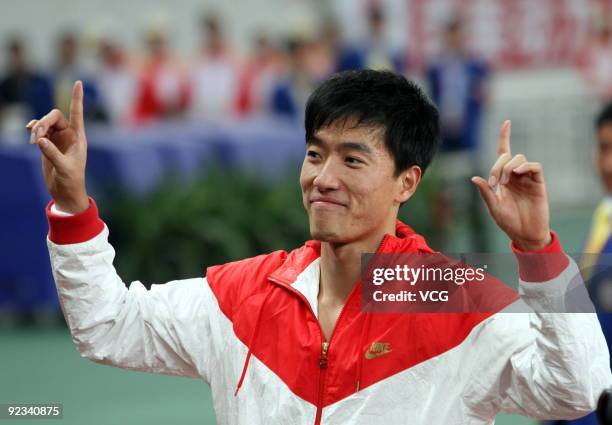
[345,157,363,165]
[307,150,320,159]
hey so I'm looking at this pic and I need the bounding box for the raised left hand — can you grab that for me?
[471,120,551,251]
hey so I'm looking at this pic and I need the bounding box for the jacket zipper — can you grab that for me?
[271,234,392,425]
[314,341,329,425]
[313,253,380,425]
[268,279,333,425]
[266,274,332,424]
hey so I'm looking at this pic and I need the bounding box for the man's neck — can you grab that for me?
[318,220,396,305]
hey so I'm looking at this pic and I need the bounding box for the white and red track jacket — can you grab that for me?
[46,198,612,425]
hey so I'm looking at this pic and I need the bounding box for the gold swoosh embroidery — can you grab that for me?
[365,343,392,360]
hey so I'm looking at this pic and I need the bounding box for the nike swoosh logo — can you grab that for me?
[365,343,392,360]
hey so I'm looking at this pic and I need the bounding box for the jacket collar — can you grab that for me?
[268,220,433,286]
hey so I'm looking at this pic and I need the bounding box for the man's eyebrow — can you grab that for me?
[338,142,372,154]
[307,136,373,155]
[306,135,325,146]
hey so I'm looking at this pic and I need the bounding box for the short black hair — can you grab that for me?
[304,70,440,176]
[596,102,612,129]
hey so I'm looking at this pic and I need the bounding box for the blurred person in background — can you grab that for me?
[236,32,284,116]
[349,2,407,73]
[95,36,137,126]
[54,33,81,114]
[53,32,104,122]
[0,37,53,138]
[188,13,241,120]
[426,18,490,251]
[544,103,612,425]
[320,21,367,73]
[133,27,189,123]
[271,33,334,119]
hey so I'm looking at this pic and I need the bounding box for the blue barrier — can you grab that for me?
[0,146,57,313]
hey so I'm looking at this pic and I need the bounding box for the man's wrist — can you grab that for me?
[510,231,568,282]
[54,194,89,215]
[512,233,552,252]
[46,197,105,244]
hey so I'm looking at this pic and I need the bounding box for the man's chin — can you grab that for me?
[309,223,344,243]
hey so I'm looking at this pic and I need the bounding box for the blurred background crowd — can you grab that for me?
[0,0,612,129]
[1,0,611,129]
[0,3,477,127]
[2,1,612,424]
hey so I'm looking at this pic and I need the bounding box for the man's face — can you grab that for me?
[60,39,77,65]
[596,122,612,193]
[9,44,25,71]
[446,26,464,52]
[299,121,411,244]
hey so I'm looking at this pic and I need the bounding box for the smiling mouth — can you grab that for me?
[310,200,346,209]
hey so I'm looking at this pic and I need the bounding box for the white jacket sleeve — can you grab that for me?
[492,255,612,419]
[48,224,215,382]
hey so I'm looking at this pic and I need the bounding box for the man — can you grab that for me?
[271,34,334,120]
[188,13,241,120]
[95,35,136,125]
[132,27,189,123]
[0,37,53,133]
[583,103,612,355]
[29,70,610,424]
[51,32,105,123]
[550,102,612,425]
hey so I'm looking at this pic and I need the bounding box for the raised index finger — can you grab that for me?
[69,80,85,135]
[497,120,511,156]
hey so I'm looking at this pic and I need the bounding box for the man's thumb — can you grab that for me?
[471,176,497,213]
[37,138,66,169]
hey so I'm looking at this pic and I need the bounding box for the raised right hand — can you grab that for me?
[27,81,89,214]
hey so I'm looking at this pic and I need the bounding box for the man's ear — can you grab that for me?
[396,165,422,204]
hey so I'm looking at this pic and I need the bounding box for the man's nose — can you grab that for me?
[313,160,341,191]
